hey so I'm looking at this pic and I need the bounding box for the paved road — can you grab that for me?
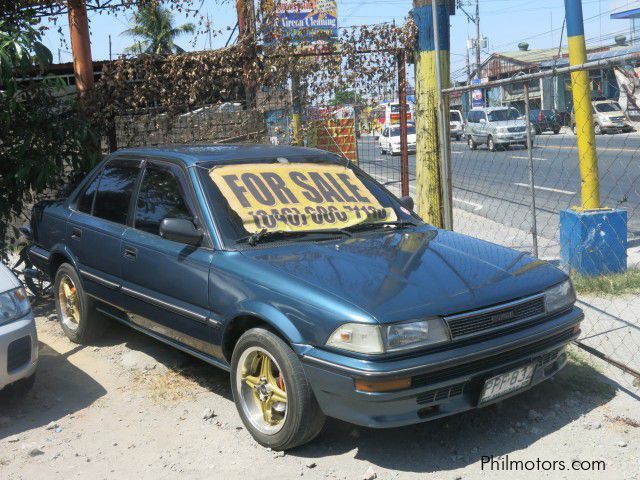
[358,132,640,251]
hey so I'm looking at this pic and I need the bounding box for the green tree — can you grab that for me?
[330,89,357,106]
[122,3,195,55]
[0,18,98,255]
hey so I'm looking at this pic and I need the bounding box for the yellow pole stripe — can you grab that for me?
[567,34,601,210]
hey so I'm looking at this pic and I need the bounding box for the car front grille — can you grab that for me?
[611,116,626,122]
[508,126,526,133]
[445,295,546,339]
[410,327,574,388]
[7,336,31,373]
[416,382,465,405]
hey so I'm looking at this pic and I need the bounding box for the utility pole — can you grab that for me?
[474,0,481,79]
[108,34,112,61]
[559,0,627,276]
[412,0,451,228]
[67,0,94,95]
[236,0,256,107]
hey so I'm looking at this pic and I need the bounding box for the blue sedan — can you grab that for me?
[29,145,582,450]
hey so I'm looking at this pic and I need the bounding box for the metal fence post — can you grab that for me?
[523,82,539,258]
[398,49,410,198]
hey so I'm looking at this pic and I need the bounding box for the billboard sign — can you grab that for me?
[471,78,484,107]
[275,0,338,43]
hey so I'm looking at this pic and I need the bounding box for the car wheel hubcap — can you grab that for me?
[237,347,288,435]
[58,275,80,331]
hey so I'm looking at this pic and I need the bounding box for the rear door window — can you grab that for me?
[92,161,140,225]
[76,173,101,214]
[134,165,192,236]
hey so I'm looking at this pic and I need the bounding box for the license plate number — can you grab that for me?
[479,364,535,403]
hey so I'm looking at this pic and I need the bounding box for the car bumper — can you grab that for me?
[390,144,416,154]
[299,307,582,428]
[494,133,532,144]
[602,124,633,133]
[0,313,38,391]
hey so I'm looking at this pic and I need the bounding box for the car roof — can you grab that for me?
[470,107,515,112]
[112,144,336,167]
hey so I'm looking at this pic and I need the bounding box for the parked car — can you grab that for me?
[465,107,536,151]
[379,123,417,155]
[529,109,561,135]
[571,100,634,135]
[0,262,38,394]
[450,109,464,140]
[29,145,582,450]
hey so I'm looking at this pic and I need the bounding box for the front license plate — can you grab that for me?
[479,364,535,403]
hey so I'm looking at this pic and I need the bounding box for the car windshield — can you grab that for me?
[197,156,418,246]
[450,111,461,122]
[390,125,416,136]
[595,102,622,113]
[488,109,520,122]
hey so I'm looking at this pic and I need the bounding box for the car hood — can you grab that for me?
[0,263,21,293]
[240,226,566,324]
[492,119,526,127]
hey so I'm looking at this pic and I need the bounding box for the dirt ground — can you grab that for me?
[1,300,639,480]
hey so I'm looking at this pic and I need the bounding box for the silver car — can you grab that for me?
[0,263,38,393]
[465,107,535,151]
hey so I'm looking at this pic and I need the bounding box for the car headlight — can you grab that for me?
[544,279,576,314]
[326,318,450,354]
[0,287,31,326]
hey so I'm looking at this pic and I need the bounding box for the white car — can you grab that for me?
[379,123,417,155]
[450,110,464,140]
[0,263,37,393]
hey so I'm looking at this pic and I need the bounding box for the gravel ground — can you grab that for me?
[0,300,639,480]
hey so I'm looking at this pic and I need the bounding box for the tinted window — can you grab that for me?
[135,166,192,236]
[488,109,519,122]
[77,173,100,214]
[93,162,140,225]
[595,102,621,113]
[450,111,461,122]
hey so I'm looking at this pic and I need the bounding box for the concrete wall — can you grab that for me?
[115,108,267,148]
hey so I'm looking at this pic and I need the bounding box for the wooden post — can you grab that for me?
[398,50,410,197]
[67,0,94,95]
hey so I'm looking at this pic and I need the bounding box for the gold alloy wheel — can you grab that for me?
[236,347,288,435]
[58,275,81,332]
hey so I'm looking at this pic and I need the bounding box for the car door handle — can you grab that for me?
[71,227,82,240]
[123,246,137,260]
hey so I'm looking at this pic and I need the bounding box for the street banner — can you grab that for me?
[471,78,484,107]
[275,0,338,43]
[209,163,395,233]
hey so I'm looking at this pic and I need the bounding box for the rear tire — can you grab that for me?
[231,328,325,450]
[54,263,106,344]
[594,123,602,135]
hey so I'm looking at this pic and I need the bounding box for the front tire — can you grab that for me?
[54,263,106,344]
[488,136,497,152]
[468,136,477,150]
[231,328,325,450]
[594,123,602,135]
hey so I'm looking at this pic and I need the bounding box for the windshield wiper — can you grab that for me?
[346,220,418,233]
[239,228,352,246]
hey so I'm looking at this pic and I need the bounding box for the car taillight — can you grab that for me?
[538,111,543,121]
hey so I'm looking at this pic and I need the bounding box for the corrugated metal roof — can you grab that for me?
[538,44,640,68]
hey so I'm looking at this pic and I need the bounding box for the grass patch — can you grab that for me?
[571,269,640,296]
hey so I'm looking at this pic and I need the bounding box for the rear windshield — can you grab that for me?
[595,102,622,113]
[488,109,520,122]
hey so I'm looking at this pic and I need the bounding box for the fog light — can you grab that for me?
[355,377,411,393]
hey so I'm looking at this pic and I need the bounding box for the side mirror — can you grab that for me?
[399,196,414,211]
[479,118,486,124]
[160,218,202,246]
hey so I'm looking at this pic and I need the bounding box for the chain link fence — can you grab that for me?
[440,53,640,388]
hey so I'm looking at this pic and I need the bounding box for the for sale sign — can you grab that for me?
[209,163,396,233]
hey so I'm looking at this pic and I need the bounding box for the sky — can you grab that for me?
[40,0,640,81]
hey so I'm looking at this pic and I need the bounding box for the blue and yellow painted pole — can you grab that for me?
[412,0,450,228]
[560,0,627,275]
[565,0,600,210]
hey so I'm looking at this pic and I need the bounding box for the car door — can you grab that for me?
[68,158,142,307]
[479,111,489,141]
[119,160,216,356]
[380,127,388,150]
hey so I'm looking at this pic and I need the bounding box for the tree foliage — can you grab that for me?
[122,2,195,55]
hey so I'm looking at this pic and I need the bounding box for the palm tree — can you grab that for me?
[122,3,195,55]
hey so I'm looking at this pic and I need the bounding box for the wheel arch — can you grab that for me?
[221,302,306,363]
[48,244,80,280]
